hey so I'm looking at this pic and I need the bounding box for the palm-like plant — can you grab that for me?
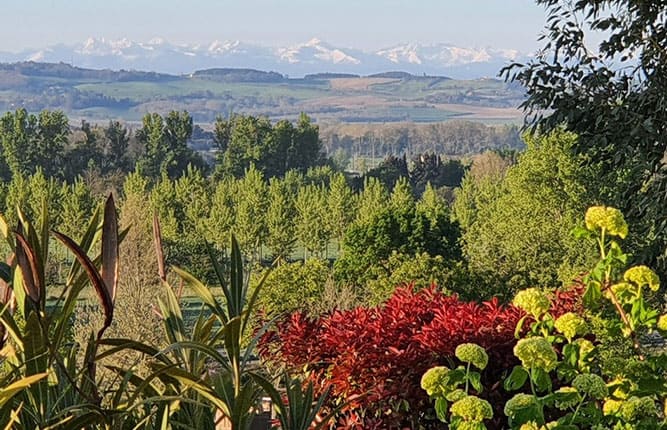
[0,195,129,427]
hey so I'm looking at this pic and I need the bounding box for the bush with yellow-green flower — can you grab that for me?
[455,343,489,370]
[554,312,588,341]
[513,288,551,319]
[513,337,558,372]
[584,206,628,238]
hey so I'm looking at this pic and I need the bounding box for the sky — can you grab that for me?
[0,0,547,52]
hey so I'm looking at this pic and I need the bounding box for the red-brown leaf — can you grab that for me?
[101,193,119,304]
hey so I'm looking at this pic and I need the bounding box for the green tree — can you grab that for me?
[252,259,330,318]
[327,173,357,251]
[206,178,236,252]
[356,176,389,224]
[0,109,68,179]
[295,183,331,259]
[102,120,130,173]
[233,165,268,260]
[266,177,297,260]
[502,0,667,274]
[58,178,96,240]
[458,131,597,293]
[137,111,204,178]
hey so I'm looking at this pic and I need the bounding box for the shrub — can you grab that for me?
[259,286,581,428]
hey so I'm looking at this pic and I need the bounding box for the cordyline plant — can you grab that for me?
[102,214,336,429]
[0,195,136,427]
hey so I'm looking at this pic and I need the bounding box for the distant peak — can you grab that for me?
[305,37,322,47]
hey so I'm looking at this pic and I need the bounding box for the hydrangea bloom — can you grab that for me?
[513,288,551,319]
[573,374,608,399]
[584,206,628,238]
[554,386,581,410]
[420,366,450,397]
[619,396,657,421]
[657,314,667,332]
[519,422,540,430]
[450,395,493,422]
[623,265,660,291]
[513,337,558,372]
[455,343,489,370]
[457,421,487,430]
[504,393,539,419]
[554,312,587,341]
[446,388,467,402]
[603,399,623,416]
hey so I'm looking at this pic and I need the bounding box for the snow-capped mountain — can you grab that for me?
[0,37,528,79]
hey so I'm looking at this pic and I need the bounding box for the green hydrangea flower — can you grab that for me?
[513,288,551,319]
[450,395,493,422]
[554,386,581,410]
[584,206,628,238]
[623,265,660,291]
[457,421,487,430]
[619,396,657,422]
[446,388,467,402]
[573,374,608,399]
[554,312,588,341]
[603,399,624,416]
[513,337,558,372]
[657,314,667,333]
[421,366,451,397]
[504,393,539,419]
[455,343,489,370]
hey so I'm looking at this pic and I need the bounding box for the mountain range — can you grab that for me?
[0,37,527,79]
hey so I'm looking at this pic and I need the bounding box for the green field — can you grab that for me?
[0,63,525,124]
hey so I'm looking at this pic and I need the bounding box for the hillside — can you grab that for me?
[0,62,525,123]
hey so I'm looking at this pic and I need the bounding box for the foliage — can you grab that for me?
[136,110,206,179]
[259,286,581,429]
[335,178,461,287]
[456,131,597,294]
[424,206,667,429]
[214,113,326,179]
[0,195,135,427]
[502,0,667,275]
[253,258,330,318]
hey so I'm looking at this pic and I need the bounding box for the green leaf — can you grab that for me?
[468,371,483,393]
[434,397,448,422]
[531,367,552,393]
[0,372,47,408]
[504,366,529,391]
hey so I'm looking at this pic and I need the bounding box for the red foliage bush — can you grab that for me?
[258,285,582,429]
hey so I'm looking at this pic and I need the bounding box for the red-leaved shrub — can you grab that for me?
[258,284,582,429]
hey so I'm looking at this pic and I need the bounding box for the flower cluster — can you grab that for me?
[504,393,539,419]
[573,374,608,399]
[623,265,660,291]
[420,366,450,398]
[450,395,493,422]
[657,314,667,333]
[513,288,551,319]
[554,312,587,341]
[513,337,558,372]
[618,396,658,421]
[584,206,628,238]
[455,343,488,370]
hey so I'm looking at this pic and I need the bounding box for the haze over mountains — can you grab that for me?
[0,37,527,79]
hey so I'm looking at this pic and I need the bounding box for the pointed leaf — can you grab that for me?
[0,372,48,409]
[52,230,113,337]
[153,212,166,282]
[101,193,119,304]
[14,230,41,306]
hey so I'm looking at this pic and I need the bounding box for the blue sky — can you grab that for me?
[0,0,546,52]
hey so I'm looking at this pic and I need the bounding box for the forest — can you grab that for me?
[0,1,666,429]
